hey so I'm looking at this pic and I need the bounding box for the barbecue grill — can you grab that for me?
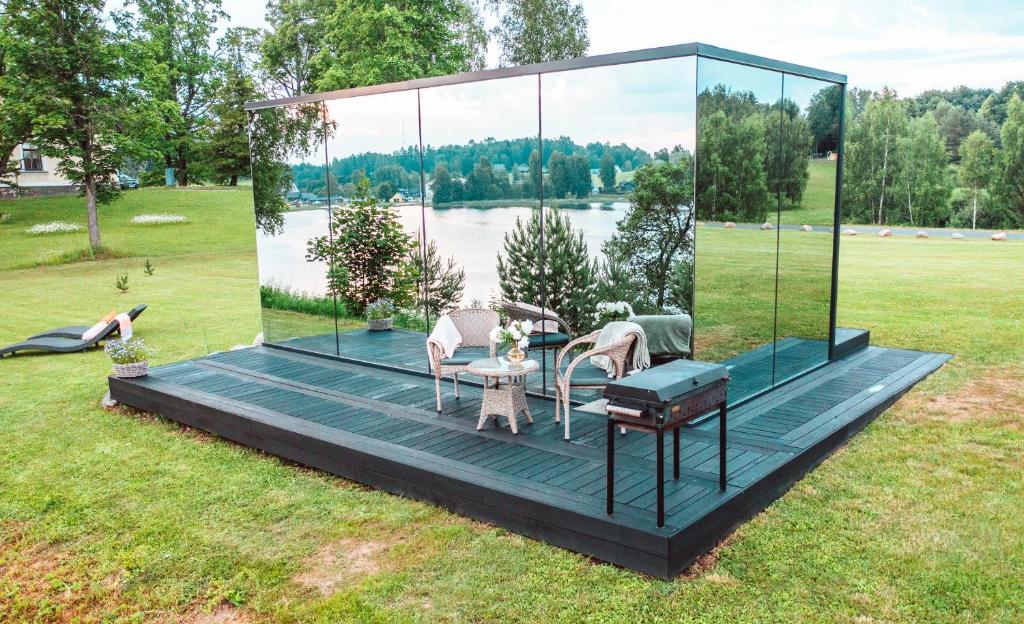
[604,359,730,527]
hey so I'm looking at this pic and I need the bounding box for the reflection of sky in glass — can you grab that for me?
[542,57,697,153]
[698,57,782,104]
[324,90,420,158]
[419,75,539,147]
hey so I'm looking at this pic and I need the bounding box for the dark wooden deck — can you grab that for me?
[109,338,948,578]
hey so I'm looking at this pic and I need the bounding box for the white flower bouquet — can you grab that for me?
[489,319,534,350]
[593,301,634,325]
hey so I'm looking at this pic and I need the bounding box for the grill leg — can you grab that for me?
[606,420,615,515]
[657,427,665,527]
[673,427,680,480]
[719,402,727,491]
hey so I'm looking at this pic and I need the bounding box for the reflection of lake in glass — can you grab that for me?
[256,202,630,305]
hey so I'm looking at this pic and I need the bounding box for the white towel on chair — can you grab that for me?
[115,313,133,340]
[429,314,462,359]
[590,321,650,376]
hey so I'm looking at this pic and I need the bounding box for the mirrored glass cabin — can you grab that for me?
[247,43,846,410]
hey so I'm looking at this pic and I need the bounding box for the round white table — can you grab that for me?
[466,357,538,434]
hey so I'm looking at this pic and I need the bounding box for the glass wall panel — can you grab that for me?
[251,102,340,355]
[540,57,697,396]
[695,58,783,402]
[774,76,840,382]
[322,91,425,368]
[419,76,540,379]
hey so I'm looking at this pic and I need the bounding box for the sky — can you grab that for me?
[220,0,1024,97]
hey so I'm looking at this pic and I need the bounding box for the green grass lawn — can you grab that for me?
[1,188,1022,622]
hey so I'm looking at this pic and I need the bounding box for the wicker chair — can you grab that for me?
[427,308,499,412]
[554,328,641,441]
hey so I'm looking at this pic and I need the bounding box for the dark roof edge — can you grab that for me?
[246,42,845,111]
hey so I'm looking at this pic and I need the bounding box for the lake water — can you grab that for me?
[256,202,629,304]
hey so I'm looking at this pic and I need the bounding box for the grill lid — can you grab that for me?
[603,359,729,404]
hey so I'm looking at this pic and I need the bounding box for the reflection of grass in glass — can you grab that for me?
[780,159,837,226]
[695,226,834,360]
[261,284,428,342]
[696,226,778,360]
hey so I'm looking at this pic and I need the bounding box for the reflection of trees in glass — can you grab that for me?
[497,208,599,332]
[599,151,616,191]
[697,85,817,220]
[769,101,813,206]
[248,103,324,234]
[410,238,466,316]
[806,84,842,154]
[696,109,770,222]
[306,179,415,315]
[604,158,695,309]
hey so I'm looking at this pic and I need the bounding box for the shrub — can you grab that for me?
[104,337,153,364]
[260,284,339,318]
[366,299,395,320]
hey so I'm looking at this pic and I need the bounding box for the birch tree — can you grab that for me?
[958,130,997,230]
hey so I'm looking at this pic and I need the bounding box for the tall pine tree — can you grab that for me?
[497,208,598,332]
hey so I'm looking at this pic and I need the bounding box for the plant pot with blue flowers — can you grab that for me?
[105,337,154,378]
[366,299,395,331]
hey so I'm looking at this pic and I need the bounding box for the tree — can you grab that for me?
[805,84,842,154]
[410,237,466,317]
[997,94,1024,227]
[599,151,616,192]
[431,163,457,204]
[979,81,1024,127]
[488,0,588,67]
[464,156,497,200]
[695,110,770,223]
[0,10,38,190]
[312,0,487,92]
[307,178,416,314]
[843,88,908,225]
[896,113,951,226]
[767,101,812,206]
[527,148,542,198]
[568,153,591,198]
[547,151,567,198]
[496,207,599,332]
[958,130,997,230]
[5,0,152,249]
[605,158,695,309]
[931,100,978,162]
[131,0,226,186]
[259,0,334,97]
[248,103,323,234]
[206,28,261,186]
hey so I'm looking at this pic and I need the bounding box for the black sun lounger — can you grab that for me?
[1,304,146,358]
[27,304,147,339]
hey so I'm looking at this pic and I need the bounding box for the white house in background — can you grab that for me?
[4,143,76,195]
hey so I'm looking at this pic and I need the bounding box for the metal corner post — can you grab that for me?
[828,84,847,361]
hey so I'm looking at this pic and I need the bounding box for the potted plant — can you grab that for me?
[366,299,396,331]
[105,337,153,378]
[489,319,533,364]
